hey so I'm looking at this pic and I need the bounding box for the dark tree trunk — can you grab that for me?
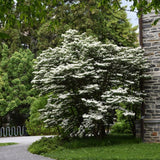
[99,124,106,138]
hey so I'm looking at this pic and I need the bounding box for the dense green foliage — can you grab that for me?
[29,140,160,160]
[132,0,160,16]
[0,45,35,125]
[32,30,148,138]
[111,110,138,135]
[0,0,138,56]
[28,135,160,160]
[28,136,61,155]
[0,0,160,29]
[25,96,58,135]
[28,135,140,154]
[37,0,138,50]
[111,111,132,134]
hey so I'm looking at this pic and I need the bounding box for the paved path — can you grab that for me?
[0,136,55,160]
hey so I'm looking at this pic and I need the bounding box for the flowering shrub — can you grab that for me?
[32,30,148,138]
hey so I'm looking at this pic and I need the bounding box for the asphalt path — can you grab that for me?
[0,136,55,160]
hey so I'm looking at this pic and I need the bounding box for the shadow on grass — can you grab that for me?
[29,134,143,160]
[63,134,141,149]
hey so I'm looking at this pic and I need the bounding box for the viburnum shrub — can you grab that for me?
[32,29,148,138]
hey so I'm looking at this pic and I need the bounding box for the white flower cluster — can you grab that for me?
[33,29,149,138]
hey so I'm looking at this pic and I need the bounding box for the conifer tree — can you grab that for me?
[0,45,35,125]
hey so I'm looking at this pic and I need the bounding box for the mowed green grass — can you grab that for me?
[44,143,160,160]
[29,135,160,160]
[0,143,17,146]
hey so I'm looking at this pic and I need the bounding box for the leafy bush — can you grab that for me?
[29,136,160,160]
[32,30,148,138]
[111,122,132,134]
[25,120,56,136]
[111,110,132,134]
[26,96,58,135]
[28,137,59,154]
[28,135,140,155]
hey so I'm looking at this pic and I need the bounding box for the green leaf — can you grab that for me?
[0,32,10,39]
[152,18,160,25]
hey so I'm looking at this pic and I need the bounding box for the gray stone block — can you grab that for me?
[156,105,160,109]
[142,11,160,142]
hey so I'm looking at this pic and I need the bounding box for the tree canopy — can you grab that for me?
[0,44,35,125]
[0,0,138,56]
[0,0,159,28]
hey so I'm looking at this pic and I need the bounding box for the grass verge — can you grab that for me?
[28,134,160,160]
[0,143,17,146]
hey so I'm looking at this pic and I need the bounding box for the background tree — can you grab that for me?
[0,0,159,30]
[32,30,148,138]
[0,44,35,126]
[0,0,138,57]
[37,0,138,52]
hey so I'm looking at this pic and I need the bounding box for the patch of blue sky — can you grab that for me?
[121,0,138,30]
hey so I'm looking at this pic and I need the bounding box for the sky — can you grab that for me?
[121,0,138,28]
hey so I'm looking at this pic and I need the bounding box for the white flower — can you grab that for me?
[123,111,135,116]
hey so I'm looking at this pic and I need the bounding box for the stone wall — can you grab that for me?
[142,12,160,142]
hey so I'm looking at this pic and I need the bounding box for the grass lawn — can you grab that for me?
[0,143,17,146]
[28,134,160,160]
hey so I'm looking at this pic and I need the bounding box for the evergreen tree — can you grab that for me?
[0,45,35,125]
[32,30,148,138]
